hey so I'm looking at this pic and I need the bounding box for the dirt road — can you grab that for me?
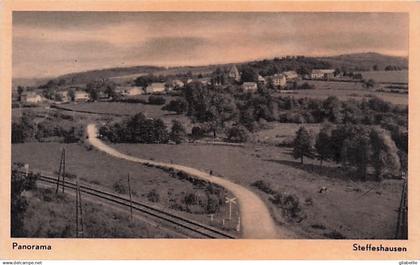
[87,123,281,238]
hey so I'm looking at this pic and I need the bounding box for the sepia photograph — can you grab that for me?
[10,11,408,241]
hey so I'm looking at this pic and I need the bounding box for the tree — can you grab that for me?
[292,126,314,164]
[11,169,37,237]
[226,125,249,143]
[370,128,401,180]
[170,120,187,144]
[162,98,188,114]
[315,124,333,166]
[17,86,24,101]
[341,130,371,181]
[322,96,343,123]
[86,87,98,101]
[240,66,258,83]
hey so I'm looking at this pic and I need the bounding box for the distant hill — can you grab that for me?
[57,65,164,85]
[320,52,408,71]
[22,52,408,88]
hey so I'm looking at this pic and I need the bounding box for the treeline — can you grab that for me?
[180,81,407,140]
[12,112,84,144]
[99,113,189,144]
[292,124,405,181]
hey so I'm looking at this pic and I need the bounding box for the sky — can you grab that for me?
[13,12,408,78]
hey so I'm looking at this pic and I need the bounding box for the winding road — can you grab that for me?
[87,123,281,238]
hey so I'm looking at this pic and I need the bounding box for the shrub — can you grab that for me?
[170,120,187,144]
[162,98,187,114]
[146,189,160,203]
[226,125,249,143]
[148,95,166,105]
[191,126,205,139]
[112,179,127,194]
[251,180,275,194]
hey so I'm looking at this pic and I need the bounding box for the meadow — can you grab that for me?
[286,80,408,105]
[112,141,402,239]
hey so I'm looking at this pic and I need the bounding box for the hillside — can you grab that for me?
[22,52,408,88]
[320,52,408,71]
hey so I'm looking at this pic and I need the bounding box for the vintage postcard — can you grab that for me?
[0,0,419,260]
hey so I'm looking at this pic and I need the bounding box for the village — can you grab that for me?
[14,66,363,105]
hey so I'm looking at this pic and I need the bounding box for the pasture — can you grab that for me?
[113,141,402,239]
[286,80,408,105]
[360,70,408,83]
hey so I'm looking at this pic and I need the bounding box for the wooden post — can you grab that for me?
[56,148,66,194]
[127,173,133,221]
[62,149,66,193]
[75,177,84,238]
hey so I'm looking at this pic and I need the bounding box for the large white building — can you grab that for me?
[145,83,166,94]
[242,82,258,93]
[21,91,43,104]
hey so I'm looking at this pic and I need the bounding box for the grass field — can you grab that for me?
[112,142,402,239]
[360,70,408,83]
[283,80,408,105]
[12,143,239,234]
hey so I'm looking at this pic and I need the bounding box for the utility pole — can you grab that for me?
[75,177,84,238]
[56,148,66,194]
[127,173,133,221]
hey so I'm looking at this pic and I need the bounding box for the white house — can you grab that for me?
[242,82,258,93]
[171,79,184,89]
[282,71,299,81]
[311,69,335,80]
[74,90,90,102]
[119,86,144,96]
[145,83,166,94]
[21,91,43,104]
[271,74,287,88]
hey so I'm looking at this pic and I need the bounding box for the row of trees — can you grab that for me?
[12,113,83,144]
[99,113,188,144]
[292,124,403,180]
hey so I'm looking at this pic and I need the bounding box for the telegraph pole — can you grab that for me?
[75,177,84,238]
[56,148,66,194]
[127,173,133,221]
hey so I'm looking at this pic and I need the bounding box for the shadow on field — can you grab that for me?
[264,159,348,181]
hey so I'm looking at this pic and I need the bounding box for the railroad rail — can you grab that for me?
[19,170,235,239]
[395,179,408,239]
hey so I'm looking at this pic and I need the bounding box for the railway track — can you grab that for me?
[22,171,235,239]
[395,179,408,239]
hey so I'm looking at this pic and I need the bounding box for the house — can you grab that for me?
[242,82,258,93]
[145,83,166,94]
[55,90,70,102]
[118,86,144,96]
[171,79,184,89]
[282,71,299,81]
[271,74,287,88]
[197,77,211,85]
[228,65,241,82]
[21,91,43,104]
[74,90,90,102]
[311,69,335,80]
